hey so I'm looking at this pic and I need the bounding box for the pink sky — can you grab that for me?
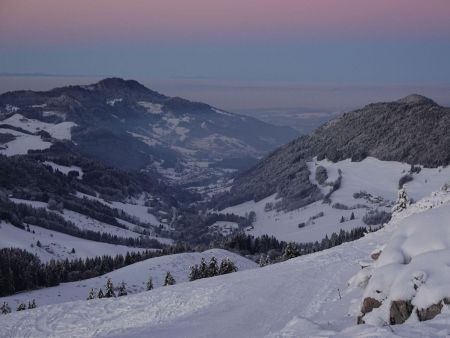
[1,0,450,45]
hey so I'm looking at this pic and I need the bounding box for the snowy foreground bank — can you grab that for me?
[2,189,450,337]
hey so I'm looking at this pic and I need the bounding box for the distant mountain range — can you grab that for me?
[0,78,298,183]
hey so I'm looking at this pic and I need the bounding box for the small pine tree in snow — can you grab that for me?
[219,258,238,275]
[198,258,208,278]
[350,212,355,220]
[1,302,11,314]
[87,288,96,300]
[208,257,219,277]
[188,265,199,281]
[118,281,127,297]
[28,299,36,309]
[392,186,410,213]
[340,216,345,223]
[283,242,300,260]
[146,276,153,290]
[16,303,26,311]
[97,288,104,299]
[105,278,116,298]
[164,272,176,286]
[259,254,267,267]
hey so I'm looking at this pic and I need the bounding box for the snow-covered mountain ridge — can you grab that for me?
[2,187,450,337]
[217,95,450,211]
[0,78,298,182]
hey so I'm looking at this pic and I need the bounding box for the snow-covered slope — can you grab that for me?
[0,249,257,308]
[0,78,298,181]
[1,113,76,140]
[351,185,450,326]
[1,187,443,337]
[0,113,76,156]
[0,221,146,262]
[220,157,450,243]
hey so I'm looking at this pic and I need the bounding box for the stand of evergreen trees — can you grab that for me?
[188,257,237,281]
[0,243,194,297]
[0,198,163,249]
[215,226,369,263]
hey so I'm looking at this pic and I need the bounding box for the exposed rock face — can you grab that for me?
[362,297,382,314]
[389,300,414,325]
[357,297,382,324]
[416,302,443,321]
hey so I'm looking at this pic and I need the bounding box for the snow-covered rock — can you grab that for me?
[354,186,450,325]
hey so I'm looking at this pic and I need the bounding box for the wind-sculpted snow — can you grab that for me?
[351,187,450,326]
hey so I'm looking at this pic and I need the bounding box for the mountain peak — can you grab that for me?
[96,78,145,90]
[397,94,436,106]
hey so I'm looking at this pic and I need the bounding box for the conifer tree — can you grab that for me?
[118,281,127,297]
[28,299,36,309]
[1,302,11,314]
[259,254,267,267]
[105,278,116,298]
[164,272,176,286]
[283,242,300,260]
[208,257,218,277]
[350,212,355,220]
[219,258,238,275]
[340,216,345,223]
[199,258,208,278]
[392,186,410,213]
[97,288,104,299]
[146,276,153,291]
[16,303,26,311]
[188,265,199,281]
[87,288,96,300]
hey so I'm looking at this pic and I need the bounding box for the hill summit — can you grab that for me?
[217,95,450,210]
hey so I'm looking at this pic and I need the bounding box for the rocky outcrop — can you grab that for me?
[416,302,443,321]
[389,300,413,325]
[357,297,382,324]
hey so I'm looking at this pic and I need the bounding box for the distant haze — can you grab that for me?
[1,76,449,133]
[1,1,450,85]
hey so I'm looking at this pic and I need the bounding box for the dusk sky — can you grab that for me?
[1,0,450,85]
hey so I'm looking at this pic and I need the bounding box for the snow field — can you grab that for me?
[0,249,257,308]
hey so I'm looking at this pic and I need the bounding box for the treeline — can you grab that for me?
[28,148,200,204]
[0,197,163,248]
[0,244,194,297]
[215,226,369,263]
[188,257,238,281]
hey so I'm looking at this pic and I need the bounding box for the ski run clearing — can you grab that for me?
[2,187,450,337]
